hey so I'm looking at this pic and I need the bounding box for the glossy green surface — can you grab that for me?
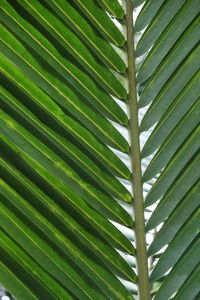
[0,0,199,298]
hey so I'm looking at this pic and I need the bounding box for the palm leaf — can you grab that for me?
[0,0,199,299]
[137,0,200,299]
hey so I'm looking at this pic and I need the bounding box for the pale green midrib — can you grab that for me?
[126,1,151,299]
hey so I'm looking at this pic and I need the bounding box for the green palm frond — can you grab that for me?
[137,1,200,299]
[0,0,199,299]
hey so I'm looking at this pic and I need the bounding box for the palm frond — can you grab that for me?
[138,1,200,299]
[0,0,199,299]
[0,1,135,299]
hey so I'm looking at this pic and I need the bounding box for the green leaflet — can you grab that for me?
[136,0,198,58]
[0,261,38,300]
[137,11,199,82]
[148,182,200,255]
[138,21,200,107]
[150,209,200,281]
[0,25,129,150]
[0,55,131,179]
[172,265,200,300]
[0,209,133,300]
[0,158,136,282]
[153,239,200,300]
[71,0,125,45]
[0,201,104,300]
[0,180,135,299]
[135,0,166,32]
[141,76,200,158]
[144,127,199,204]
[0,86,131,204]
[12,0,127,99]
[146,153,200,227]
[0,112,132,225]
[0,4,128,125]
[43,0,126,72]
[96,0,125,19]
[140,46,200,132]
[0,231,74,300]
[134,0,145,8]
[0,136,133,249]
[143,102,199,181]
